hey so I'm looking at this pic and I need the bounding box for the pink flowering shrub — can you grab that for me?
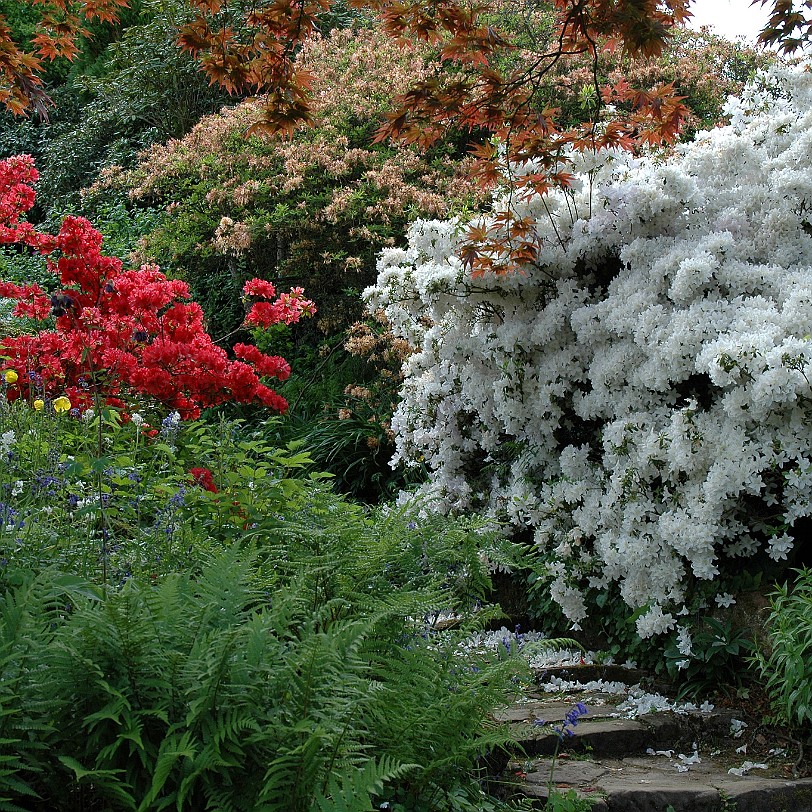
[81,26,488,344]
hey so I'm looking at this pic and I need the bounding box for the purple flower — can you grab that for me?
[554,702,588,741]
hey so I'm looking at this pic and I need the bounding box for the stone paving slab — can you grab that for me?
[494,701,623,724]
[495,662,810,810]
[516,755,812,811]
[510,715,685,758]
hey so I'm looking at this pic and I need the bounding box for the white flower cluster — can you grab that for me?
[0,429,14,454]
[537,675,715,718]
[365,63,812,637]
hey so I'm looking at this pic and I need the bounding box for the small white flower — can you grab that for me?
[676,625,694,656]
[131,412,145,428]
[715,593,736,609]
[730,718,747,738]
[0,429,15,453]
[728,761,767,777]
[767,533,794,562]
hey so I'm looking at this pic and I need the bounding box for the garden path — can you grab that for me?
[496,662,812,811]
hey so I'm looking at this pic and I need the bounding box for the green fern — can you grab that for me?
[312,756,418,812]
[0,488,530,811]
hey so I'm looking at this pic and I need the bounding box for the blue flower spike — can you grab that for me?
[555,701,588,741]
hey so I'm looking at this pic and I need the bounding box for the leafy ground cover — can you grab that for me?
[0,395,539,811]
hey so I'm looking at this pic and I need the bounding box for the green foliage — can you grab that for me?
[545,789,593,812]
[291,400,417,503]
[271,315,420,502]
[0,403,317,584]
[0,571,73,808]
[76,0,234,142]
[754,569,812,729]
[0,399,529,809]
[0,532,525,810]
[664,617,754,700]
[2,80,162,221]
[82,201,166,262]
[314,0,375,33]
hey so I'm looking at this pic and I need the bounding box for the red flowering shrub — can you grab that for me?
[0,155,315,419]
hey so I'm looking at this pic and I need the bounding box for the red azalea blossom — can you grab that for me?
[243,278,277,298]
[189,467,218,493]
[0,156,316,419]
[243,280,316,328]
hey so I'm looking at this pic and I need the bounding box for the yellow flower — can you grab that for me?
[3,369,18,384]
[53,396,71,414]
[33,399,44,411]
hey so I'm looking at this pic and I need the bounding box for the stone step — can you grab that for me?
[509,715,683,759]
[497,701,737,758]
[510,753,812,812]
[490,662,811,810]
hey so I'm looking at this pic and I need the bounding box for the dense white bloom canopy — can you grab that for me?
[365,63,812,637]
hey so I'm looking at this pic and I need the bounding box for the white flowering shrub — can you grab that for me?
[365,63,812,639]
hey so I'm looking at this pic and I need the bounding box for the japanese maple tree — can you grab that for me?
[0,0,804,275]
[1,1,804,142]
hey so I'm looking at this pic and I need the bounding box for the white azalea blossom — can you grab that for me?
[676,625,693,657]
[366,63,812,632]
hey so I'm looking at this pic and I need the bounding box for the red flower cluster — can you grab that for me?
[189,467,218,493]
[0,155,316,419]
[243,281,316,328]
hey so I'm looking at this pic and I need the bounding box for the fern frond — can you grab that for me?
[135,729,197,812]
[312,756,418,812]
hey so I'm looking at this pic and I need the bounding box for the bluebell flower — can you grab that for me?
[34,473,60,495]
[0,503,22,529]
[161,411,181,437]
[553,701,588,741]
